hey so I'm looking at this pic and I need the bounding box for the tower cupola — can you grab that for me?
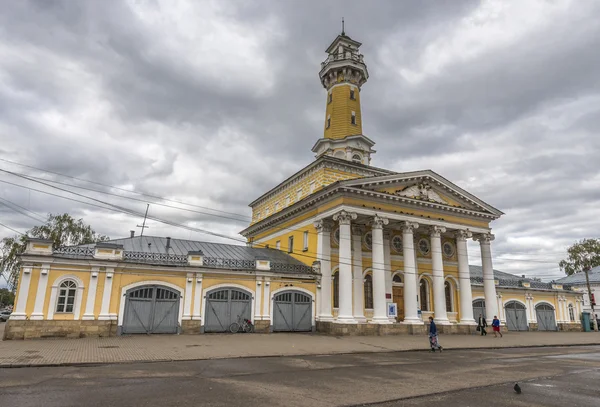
[312,23,375,165]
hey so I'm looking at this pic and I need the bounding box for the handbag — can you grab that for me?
[476,325,480,332]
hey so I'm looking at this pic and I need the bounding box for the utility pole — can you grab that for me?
[136,204,150,237]
[584,266,598,331]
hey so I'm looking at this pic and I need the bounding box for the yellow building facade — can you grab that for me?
[5,29,583,340]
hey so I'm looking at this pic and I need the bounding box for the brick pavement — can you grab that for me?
[1,321,599,367]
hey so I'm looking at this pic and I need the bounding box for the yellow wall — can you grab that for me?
[324,83,362,140]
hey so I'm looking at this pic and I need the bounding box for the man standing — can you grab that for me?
[478,313,488,336]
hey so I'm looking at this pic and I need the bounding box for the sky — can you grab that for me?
[0,0,599,284]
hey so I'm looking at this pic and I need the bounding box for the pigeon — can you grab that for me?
[514,383,522,394]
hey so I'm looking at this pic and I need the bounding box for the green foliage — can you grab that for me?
[0,288,15,307]
[559,238,600,276]
[0,213,109,289]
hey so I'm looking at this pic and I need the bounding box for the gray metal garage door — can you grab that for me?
[472,299,486,320]
[505,301,528,331]
[273,291,312,332]
[122,285,180,334]
[536,304,557,331]
[204,288,252,333]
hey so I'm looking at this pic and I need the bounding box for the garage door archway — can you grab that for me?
[272,290,313,332]
[122,285,181,334]
[504,301,528,331]
[204,287,252,333]
[536,303,557,331]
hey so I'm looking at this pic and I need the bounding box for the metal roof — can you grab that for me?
[468,265,528,282]
[556,266,600,285]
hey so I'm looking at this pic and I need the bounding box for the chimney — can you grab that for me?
[130,230,135,238]
[166,237,171,252]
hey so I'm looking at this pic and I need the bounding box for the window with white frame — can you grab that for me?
[568,304,575,321]
[285,195,290,206]
[444,281,453,312]
[364,274,373,309]
[288,236,294,253]
[274,202,279,211]
[56,280,77,313]
[350,88,355,100]
[297,188,302,201]
[351,111,356,125]
[328,92,332,104]
[276,240,281,250]
[309,181,316,193]
[326,115,331,129]
[303,231,309,251]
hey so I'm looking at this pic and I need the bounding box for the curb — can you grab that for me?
[2,342,600,369]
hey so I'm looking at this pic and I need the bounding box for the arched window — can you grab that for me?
[420,279,430,311]
[568,304,575,322]
[56,280,77,313]
[333,271,339,308]
[352,154,362,163]
[444,281,453,312]
[393,274,402,284]
[364,274,373,309]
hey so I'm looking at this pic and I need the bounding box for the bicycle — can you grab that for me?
[229,315,255,333]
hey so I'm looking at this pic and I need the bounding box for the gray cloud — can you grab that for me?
[1,0,599,283]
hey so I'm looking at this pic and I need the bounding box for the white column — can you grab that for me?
[333,210,357,322]
[183,273,194,320]
[192,276,202,320]
[11,265,33,320]
[430,226,450,324]
[98,268,114,320]
[383,230,393,304]
[475,233,498,319]
[352,225,366,322]
[401,222,421,324]
[456,230,476,325]
[262,278,271,320]
[315,220,333,320]
[82,267,100,320]
[254,279,263,321]
[371,215,391,323]
[31,264,51,320]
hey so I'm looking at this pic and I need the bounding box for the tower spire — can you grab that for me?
[341,17,345,36]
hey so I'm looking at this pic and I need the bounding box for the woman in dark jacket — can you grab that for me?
[478,314,487,336]
[428,316,442,352]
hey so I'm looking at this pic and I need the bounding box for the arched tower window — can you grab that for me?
[352,154,362,163]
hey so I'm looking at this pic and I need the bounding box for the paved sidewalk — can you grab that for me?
[1,322,599,367]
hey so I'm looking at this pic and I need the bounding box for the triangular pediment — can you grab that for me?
[339,170,503,218]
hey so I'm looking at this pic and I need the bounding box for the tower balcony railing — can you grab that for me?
[321,52,364,68]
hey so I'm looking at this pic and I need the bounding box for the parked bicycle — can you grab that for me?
[229,315,255,333]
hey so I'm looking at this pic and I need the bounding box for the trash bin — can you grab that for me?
[582,312,591,332]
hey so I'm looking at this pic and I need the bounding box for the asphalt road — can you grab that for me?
[1,346,599,406]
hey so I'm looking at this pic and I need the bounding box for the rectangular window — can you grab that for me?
[288,236,294,253]
[350,89,355,100]
[303,231,309,251]
[296,188,302,201]
[326,117,331,129]
[257,211,261,219]
[275,202,279,211]
[285,195,290,206]
[351,112,356,125]
[276,240,281,250]
[328,93,332,103]
[309,181,316,193]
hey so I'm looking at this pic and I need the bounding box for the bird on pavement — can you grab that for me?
[514,383,522,394]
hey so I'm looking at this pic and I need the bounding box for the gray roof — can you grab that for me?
[556,265,600,285]
[468,265,528,282]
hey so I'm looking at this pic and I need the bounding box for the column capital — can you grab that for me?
[455,229,473,241]
[314,219,333,233]
[474,233,495,243]
[400,221,419,233]
[333,210,357,225]
[351,224,365,236]
[429,225,446,238]
[370,215,389,229]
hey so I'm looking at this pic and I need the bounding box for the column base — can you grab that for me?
[81,314,96,321]
[191,316,202,321]
[354,316,367,323]
[401,317,423,325]
[459,319,477,325]
[318,314,334,322]
[9,313,26,320]
[434,318,451,325]
[370,317,393,324]
[98,315,111,321]
[30,313,44,320]
[334,316,357,324]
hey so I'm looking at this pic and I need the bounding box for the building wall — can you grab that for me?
[324,83,362,140]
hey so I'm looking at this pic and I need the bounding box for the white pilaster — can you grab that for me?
[98,268,114,320]
[333,210,357,323]
[254,279,263,321]
[456,230,476,325]
[430,226,450,324]
[11,265,33,320]
[192,276,203,320]
[383,230,393,307]
[82,267,100,320]
[262,278,271,319]
[183,273,194,320]
[371,215,391,323]
[475,233,498,320]
[315,220,333,320]
[30,264,51,320]
[352,225,366,322]
[401,222,421,324]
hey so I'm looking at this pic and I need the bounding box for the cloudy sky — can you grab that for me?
[1,0,599,283]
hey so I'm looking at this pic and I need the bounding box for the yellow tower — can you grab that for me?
[312,25,375,165]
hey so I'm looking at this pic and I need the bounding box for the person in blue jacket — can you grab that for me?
[428,316,442,352]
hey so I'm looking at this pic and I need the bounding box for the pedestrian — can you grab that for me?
[428,316,442,352]
[477,313,487,336]
[492,315,503,338]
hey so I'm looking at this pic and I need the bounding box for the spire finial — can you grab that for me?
[341,17,345,36]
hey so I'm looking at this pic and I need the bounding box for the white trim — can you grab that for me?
[533,300,555,310]
[254,279,263,320]
[183,273,194,320]
[392,270,404,286]
[270,286,316,328]
[47,274,85,320]
[30,264,51,320]
[192,277,203,321]
[567,303,576,322]
[262,279,271,319]
[117,280,185,327]
[82,267,100,320]
[98,269,115,320]
[11,266,33,320]
[362,267,373,278]
[201,283,256,325]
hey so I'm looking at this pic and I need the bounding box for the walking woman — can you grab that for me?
[492,315,503,338]
[428,316,442,352]
[477,313,487,336]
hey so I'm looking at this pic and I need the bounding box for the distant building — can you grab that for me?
[556,266,600,316]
